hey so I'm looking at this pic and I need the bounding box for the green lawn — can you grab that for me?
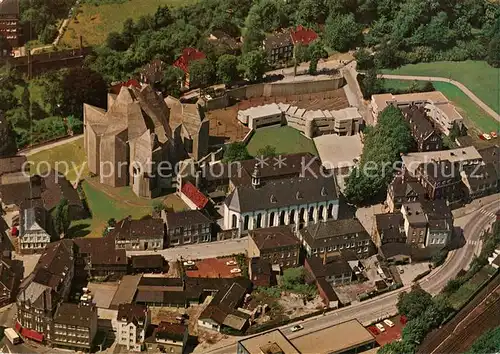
[71,181,153,237]
[246,125,318,156]
[382,61,500,115]
[382,79,430,92]
[432,82,499,133]
[26,137,88,184]
[61,0,197,47]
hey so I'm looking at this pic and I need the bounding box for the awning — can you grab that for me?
[21,328,44,342]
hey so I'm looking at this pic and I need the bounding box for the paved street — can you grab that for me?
[126,237,248,261]
[201,198,500,354]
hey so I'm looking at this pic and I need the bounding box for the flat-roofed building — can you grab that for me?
[237,103,284,129]
[371,91,464,135]
[290,319,376,354]
[238,329,300,354]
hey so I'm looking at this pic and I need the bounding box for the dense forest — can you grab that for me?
[86,0,500,89]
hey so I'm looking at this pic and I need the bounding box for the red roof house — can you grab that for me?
[173,48,206,88]
[173,48,206,74]
[290,25,318,46]
[180,182,208,210]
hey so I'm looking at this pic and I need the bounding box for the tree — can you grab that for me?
[245,0,285,33]
[59,67,107,119]
[377,339,415,354]
[0,111,17,157]
[189,59,214,88]
[106,32,128,51]
[360,68,384,99]
[152,200,166,214]
[354,48,374,70]
[54,198,70,238]
[487,33,500,68]
[345,105,412,205]
[21,86,31,120]
[294,0,326,26]
[39,24,58,44]
[397,284,433,320]
[159,66,184,97]
[282,267,305,288]
[256,145,276,157]
[242,27,265,54]
[67,115,83,134]
[40,71,64,115]
[0,89,17,112]
[107,218,117,227]
[239,50,268,82]
[216,54,239,85]
[153,6,173,30]
[324,13,362,52]
[223,142,251,162]
[308,40,327,74]
[402,317,429,346]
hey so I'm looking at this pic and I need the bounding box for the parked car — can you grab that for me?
[291,325,304,332]
[384,319,395,327]
[375,323,386,332]
[484,133,492,140]
[491,132,498,138]
[368,326,379,335]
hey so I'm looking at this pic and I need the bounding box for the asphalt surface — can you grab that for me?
[203,199,500,354]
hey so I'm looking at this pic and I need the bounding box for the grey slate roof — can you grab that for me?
[225,175,337,213]
[300,218,369,247]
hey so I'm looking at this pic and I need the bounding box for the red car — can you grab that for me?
[369,326,380,335]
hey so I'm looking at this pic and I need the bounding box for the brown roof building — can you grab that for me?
[299,218,372,259]
[112,217,165,251]
[163,209,213,247]
[386,173,426,212]
[145,321,188,354]
[52,303,98,351]
[248,226,300,269]
[263,30,293,65]
[74,237,127,278]
[401,106,443,152]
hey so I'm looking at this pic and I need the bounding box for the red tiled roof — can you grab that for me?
[110,79,141,95]
[173,48,206,73]
[181,182,208,209]
[290,25,318,46]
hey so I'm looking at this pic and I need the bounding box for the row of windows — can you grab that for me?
[54,331,89,338]
[271,46,293,54]
[429,238,446,245]
[261,252,297,259]
[313,246,369,254]
[54,337,89,344]
[172,225,209,235]
[170,234,210,245]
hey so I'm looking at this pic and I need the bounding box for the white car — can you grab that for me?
[375,323,386,332]
[384,319,395,327]
[291,325,304,332]
[484,133,492,140]
[183,260,195,266]
[226,260,238,266]
[230,268,242,274]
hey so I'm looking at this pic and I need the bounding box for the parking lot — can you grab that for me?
[367,315,407,346]
[185,257,241,278]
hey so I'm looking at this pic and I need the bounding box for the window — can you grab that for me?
[332,245,337,250]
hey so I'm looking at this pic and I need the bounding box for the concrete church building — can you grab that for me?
[84,84,209,198]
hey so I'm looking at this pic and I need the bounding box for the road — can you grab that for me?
[378,74,500,123]
[126,237,248,261]
[201,199,500,354]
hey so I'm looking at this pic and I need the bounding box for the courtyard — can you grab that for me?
[246,126,318,156]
